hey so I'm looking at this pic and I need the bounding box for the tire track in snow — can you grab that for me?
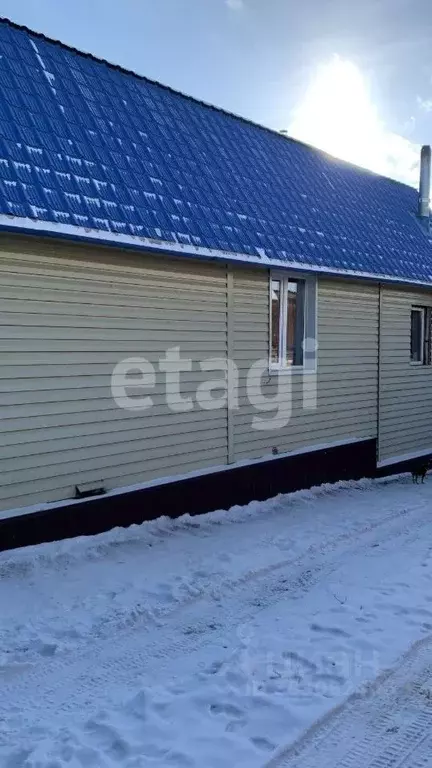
[265,635,432,768]
[1,495,426,664]
[0,494,430,733]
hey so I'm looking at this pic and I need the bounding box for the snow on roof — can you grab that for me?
[0,16,431,286]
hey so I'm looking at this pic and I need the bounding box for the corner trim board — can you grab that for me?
[227,265,235,464]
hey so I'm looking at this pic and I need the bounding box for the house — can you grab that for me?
[0,17,432,548]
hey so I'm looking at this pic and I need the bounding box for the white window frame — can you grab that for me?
[269,272,317,374]
[411,306,426,366]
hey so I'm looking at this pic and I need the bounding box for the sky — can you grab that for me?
[1,0,432,187]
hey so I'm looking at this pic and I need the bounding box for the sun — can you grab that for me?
[288,55,419,186]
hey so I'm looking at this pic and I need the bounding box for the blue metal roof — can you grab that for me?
[0,17,431,285]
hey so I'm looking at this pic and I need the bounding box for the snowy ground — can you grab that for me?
[1,476,432,767]
[270,635,432,768]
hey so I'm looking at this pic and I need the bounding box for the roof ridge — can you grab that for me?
[0,15,418,196]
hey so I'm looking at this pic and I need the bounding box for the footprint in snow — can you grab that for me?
[310,623,351,638]
[204,660,224,676]
[282,650,317,673]
[251,736,276,752]
[210,702,244,719]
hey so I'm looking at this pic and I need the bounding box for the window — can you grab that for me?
[411,308,425,364]
[270,274,316,371]
[411,306,431,365]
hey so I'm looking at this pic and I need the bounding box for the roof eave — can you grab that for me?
[1,215,432,290]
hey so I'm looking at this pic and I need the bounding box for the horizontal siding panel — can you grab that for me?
[0,410,226,448]
[0,366,377,384]
[317,369,378,381]
[0,335,227,351]
[380,365,432,375]
[319,320,380,331]
[0,310,226,328]
[0,345,227,365]
[234,350,377,363]
[380,367,432,377]
[234,395,376,414]
[235,406,377,432]
[233,382,377,398]
[0,393,229,421]
[0,319,227,335]
[0,383,230,408]
[0,364,143,380]
[0,241,230,510]
[234,336,377,352]
[316,335,378,346]
[234,425,375,463]
[0,281,227,305]
[0,368,228,394]
[1,409,227,434]
[235,361,378,374]
[379,410,432,435]
[0,445,228,497]
[380,437,432,457]
[0,238,223,271]
[379,286,432,462]
[380,380,432,395]
[0,286,228,309]
[0,421,227,457]
[232,270,378,462]
[0,298,226,318]
[1,383,231,424]
[0,249,226,277]
[237,369,379,383]
[0,432,229,476]
[380,389,432,406]
[380,440,432,461]
[0,451,227,511]
[0,258,227,281]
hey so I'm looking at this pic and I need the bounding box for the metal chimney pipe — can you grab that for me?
[419,144,431,218]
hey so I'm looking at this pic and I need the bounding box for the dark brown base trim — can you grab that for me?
[0,438,377,553]
[376,453,432,480]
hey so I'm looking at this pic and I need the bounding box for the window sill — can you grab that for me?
[269,366,317,376]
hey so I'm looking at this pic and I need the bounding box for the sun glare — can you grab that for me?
[289,56,419,187]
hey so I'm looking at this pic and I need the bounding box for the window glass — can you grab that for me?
[286,279,305,366]
[271,279,281,365]
[411,308,424,363]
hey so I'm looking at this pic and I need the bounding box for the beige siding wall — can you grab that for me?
[0,236,383,514]
[0,237,228,512]
[232,269,379,462]
[379,286,432,463]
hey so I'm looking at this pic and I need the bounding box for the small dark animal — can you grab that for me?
[411,461,431,484]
